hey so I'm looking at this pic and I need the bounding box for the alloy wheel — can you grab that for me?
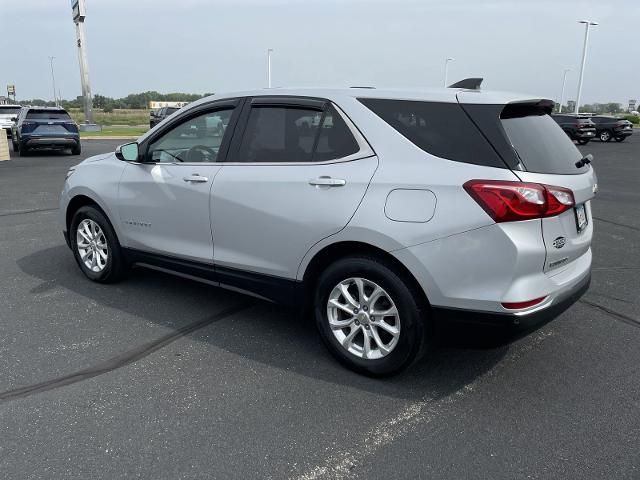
[327,277,401,360]
[76,219,109,273]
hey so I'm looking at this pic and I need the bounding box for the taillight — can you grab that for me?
[463,180,575,222]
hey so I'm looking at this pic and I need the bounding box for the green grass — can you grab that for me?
[80,126,148,138]
[70,108,149,127]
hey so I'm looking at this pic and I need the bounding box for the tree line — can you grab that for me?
[16,91,214,111]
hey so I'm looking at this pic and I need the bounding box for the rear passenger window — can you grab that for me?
[359,98,505,168]
[236,104,359,163]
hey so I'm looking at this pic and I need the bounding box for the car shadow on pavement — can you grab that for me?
[15,245,531,402]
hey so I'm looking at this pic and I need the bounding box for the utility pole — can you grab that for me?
[558,68,570,113]
[267,48,273,88]
[71,0,95,125]
[48,56,58,107]
[575,20,598,114]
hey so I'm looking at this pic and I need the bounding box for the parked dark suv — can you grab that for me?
[589,116,634,142]
[551,114,596,144]
[149,106,180,128]
[11,107,80,156]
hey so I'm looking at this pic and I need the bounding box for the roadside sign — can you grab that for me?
[71,0,85,21]
[7,85,15,96]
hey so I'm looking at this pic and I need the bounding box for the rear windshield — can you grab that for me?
[0,107,20,115]
[166,108,178,115]
[358,98,507,168]
[500,105,587,175]
[462,103,588,175]
[26,110,71,120]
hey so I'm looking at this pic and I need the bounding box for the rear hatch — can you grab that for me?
[0,106,20,126]
[459,96,596,274]
[22,110,78,136]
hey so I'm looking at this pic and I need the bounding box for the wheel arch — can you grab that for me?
[65,194,121,247]
[301,240,431,312]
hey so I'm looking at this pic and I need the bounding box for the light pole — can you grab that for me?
[443,57,455,87]
[558,68,570,113]
[48,56,58,107]
[575,20,598,114]
[267,48,273,88]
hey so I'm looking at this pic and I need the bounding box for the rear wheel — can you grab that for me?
[70,206,128,283]
[614,136,626,142]
[576,138,590,145]
[71,142,82,155]
[18,143,28,157]
[314,256,426,376]
[599,130,612,142]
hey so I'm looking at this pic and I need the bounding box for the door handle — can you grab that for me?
[309,176,347,187]
[183,174,209,183]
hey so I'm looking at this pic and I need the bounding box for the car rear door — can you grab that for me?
[210,96,377,285]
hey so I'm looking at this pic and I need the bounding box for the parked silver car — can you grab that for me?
[60,87,596,375]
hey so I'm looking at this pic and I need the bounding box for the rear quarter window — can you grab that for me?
[358,98,506,168]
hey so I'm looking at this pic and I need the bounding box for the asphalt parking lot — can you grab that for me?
[0,137,638,479]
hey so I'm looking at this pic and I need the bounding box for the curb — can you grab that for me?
[80,136,140,140]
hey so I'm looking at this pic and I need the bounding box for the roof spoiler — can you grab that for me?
[448,78,483,90]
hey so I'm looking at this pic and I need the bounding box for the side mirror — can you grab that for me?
[10,117,17,122]
[115,142,140,162]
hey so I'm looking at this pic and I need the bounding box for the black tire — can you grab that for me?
[314,256,427,376]
[18,143,28,157]
[70,205,128,283]
[614,136,626,142]
[11,139,19,152]
[599,130,612,142]
[576,138,590,145]
[71,142,82,155]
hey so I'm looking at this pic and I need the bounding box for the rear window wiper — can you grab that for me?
[575,153,593,169]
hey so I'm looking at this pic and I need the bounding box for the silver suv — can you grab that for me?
[60,87,596,375]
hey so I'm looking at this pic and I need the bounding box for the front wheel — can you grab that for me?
[614,136,626,142]
[577,139,590,145]
[314,256,426,376]
[70,206,128,283]
[599,130,612,142]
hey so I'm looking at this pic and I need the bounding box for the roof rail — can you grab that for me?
[350,86,376,89]
[448,78,483,90]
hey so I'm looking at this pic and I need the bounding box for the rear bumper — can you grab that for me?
[24,137,79,148]
[432,272,590,330]
[574,129,596,138]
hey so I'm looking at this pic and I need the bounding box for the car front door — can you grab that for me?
[210,97,378,291]
[117,99,240,263]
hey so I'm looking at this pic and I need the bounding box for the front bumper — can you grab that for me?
[431,272,590,330]
[614,129,633,137]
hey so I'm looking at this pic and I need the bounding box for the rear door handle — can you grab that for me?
[309,176,346,187]
[183,174,208,183]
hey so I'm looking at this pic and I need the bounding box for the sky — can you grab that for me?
[1,0,638,105]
